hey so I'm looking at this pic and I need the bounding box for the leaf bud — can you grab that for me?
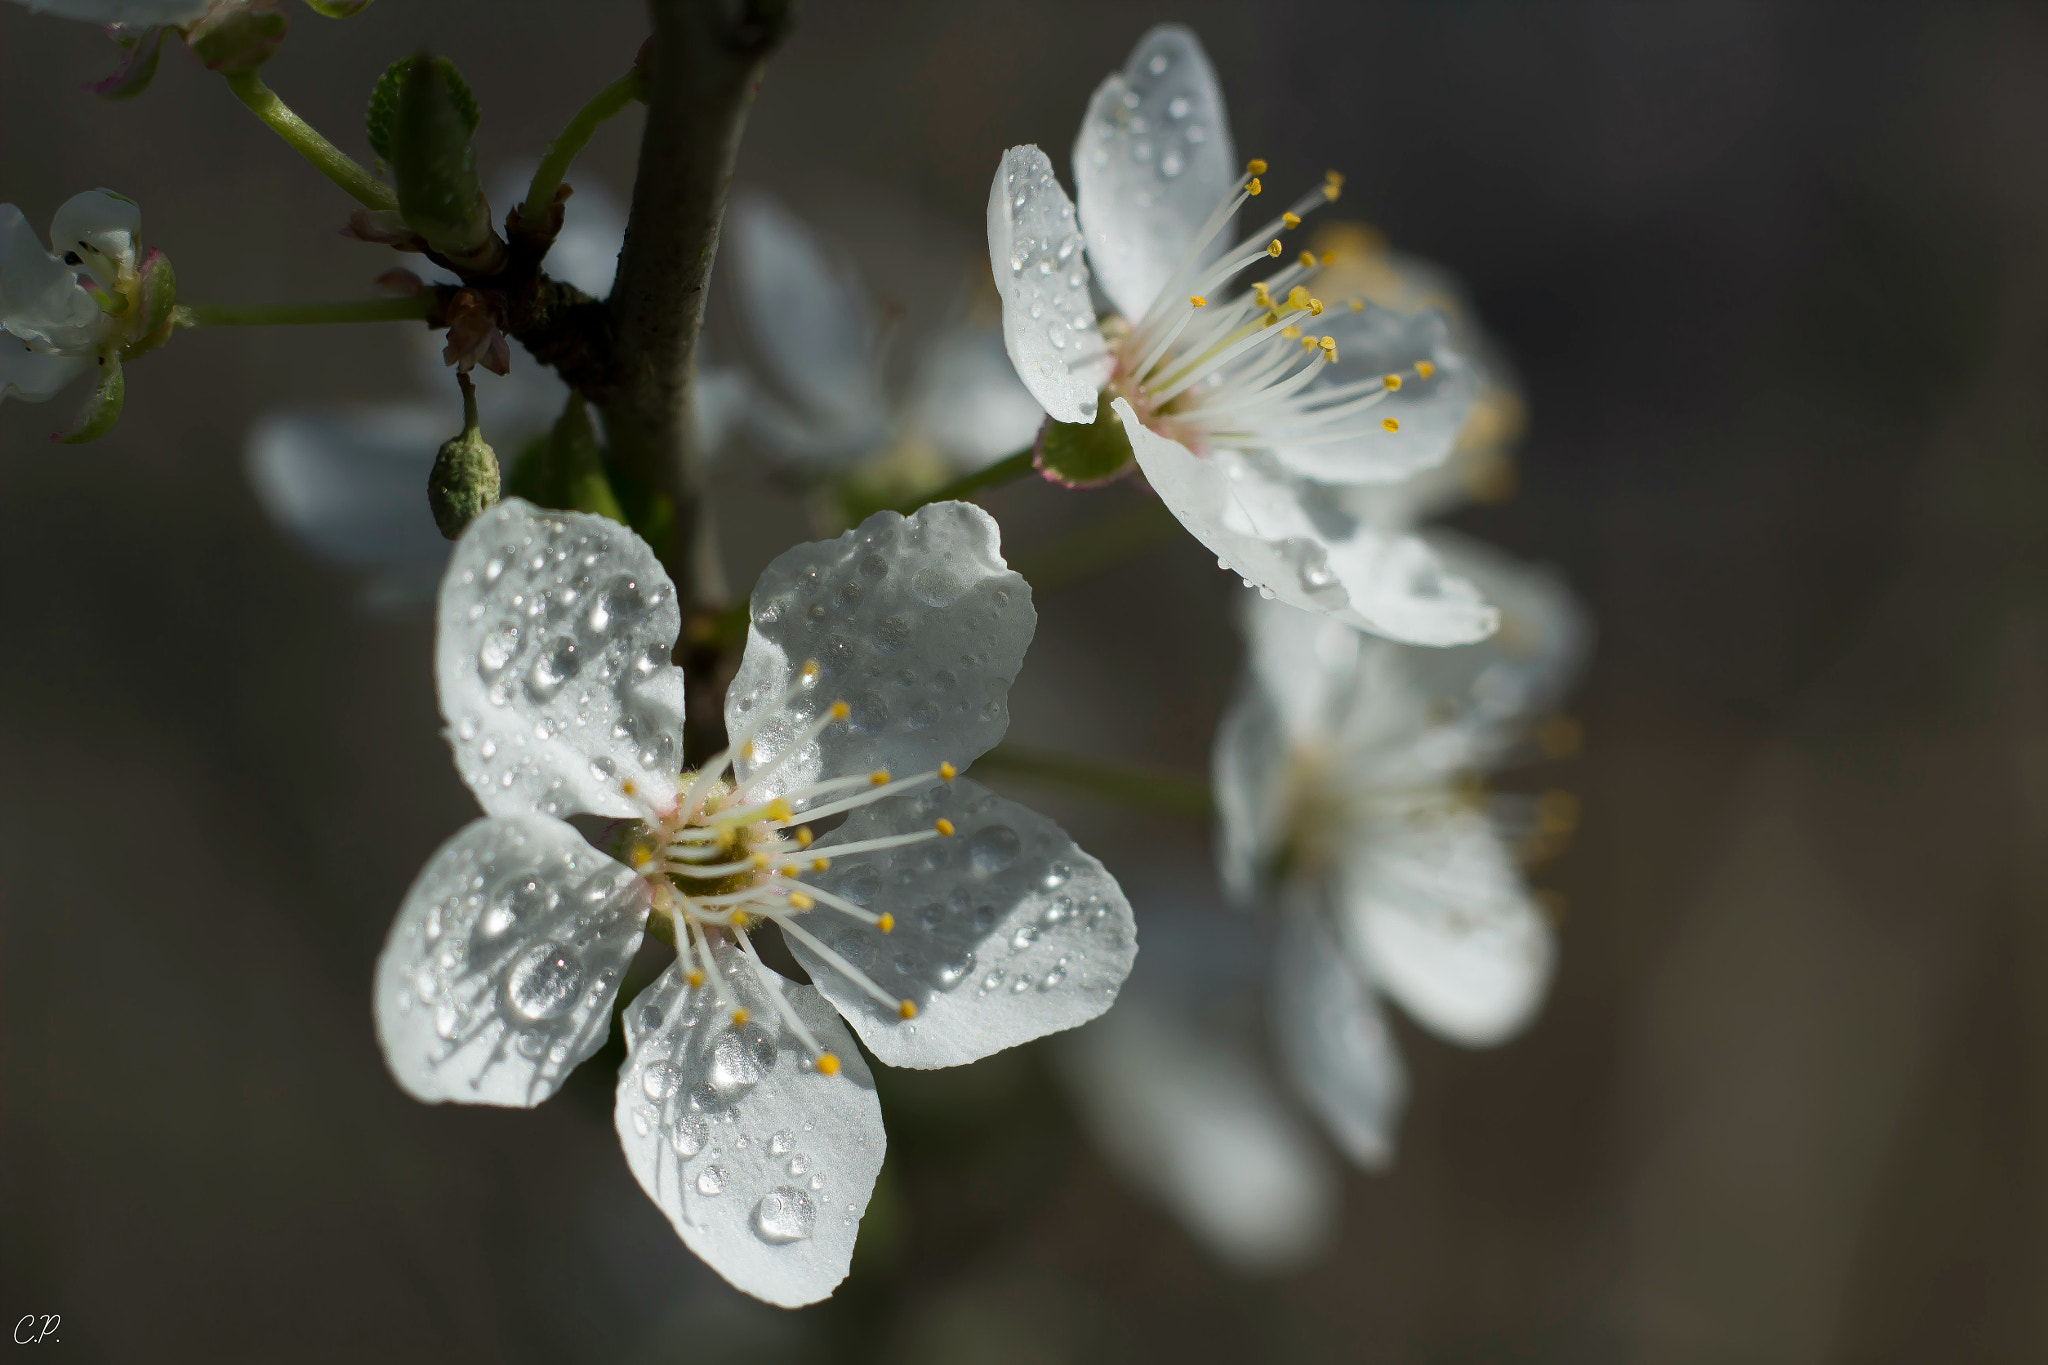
[390,53,504,273]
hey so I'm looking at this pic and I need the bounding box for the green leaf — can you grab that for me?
[1034,401,1133,487]
[306,0,375,15]
[391,53,496,268]
[56,353,125,445]
[364,59,405,164]
[505,395,627,523]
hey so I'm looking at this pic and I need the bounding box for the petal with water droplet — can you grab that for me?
[374,815,649,1107]
[1270,900,1408,1169]
[437,498,686,820]
[725,502,1034,800]
[986,145,1110,425]
[1263,307,1477,486]
[794,779,1137,1068]
[615,950,883,1308]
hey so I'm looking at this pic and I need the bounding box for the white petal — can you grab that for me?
[1264,307,1477,486]
[8,0,207,20]
[1338,808,1555,1047]
[726,194,887,445]
[615,952,884,1309]
[436,498,687,820]
[1270,902,1408,1169]
[791,778,1137,1068]
[0,333,89,403]
[987,146,1110,425]
[0,203,101,354]
[1118,398,1495,644]
[1236,589,1371,742]
[1056,1000,1336,1272]
[904,324,1048,470]
[1209,684,1287,905]
[245,405,449,570]
[692,363,752,464]
[374,815,650,1107]
[1073,23,1238,320]
[49,189,142,286]
[726,502,1034,800]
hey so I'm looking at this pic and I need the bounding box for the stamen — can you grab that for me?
[775,915,911,1015]
[733,928,828,1059]
[772,768,945,825]
[729,697,851,801]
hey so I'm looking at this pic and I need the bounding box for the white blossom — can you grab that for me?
[0,189,146,407]
[724,192,1042,478]
[373,498,1137,1306]
[986,24,1496,645]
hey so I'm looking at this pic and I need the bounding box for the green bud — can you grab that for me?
[186,0,290,75]
[507,394,627,523]
[306,0,375,15]
[391,53,499,271]
[56,352,125,446]
[1034,401,1134,487]
[429,376,501,538]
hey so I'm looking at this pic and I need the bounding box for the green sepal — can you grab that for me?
[120,250,179,359]
[56,353,125,445]
[1034,402,1134,487]
[506,395,628,524]
[186,0,289,74]
[88,27,164,100]
[305,0,375,15]
[391,54,496,268]
[428,426,500,538]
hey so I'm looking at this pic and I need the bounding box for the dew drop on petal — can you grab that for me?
[506,943,582,1020]
[753,1187,815,1243]
[696,1166,726,1196]
[968,825,1021,875]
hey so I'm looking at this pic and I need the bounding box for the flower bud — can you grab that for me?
[429,375,501,538]
[390,53,504,274]
[1034,400,1135,488]
[186,0,289,75]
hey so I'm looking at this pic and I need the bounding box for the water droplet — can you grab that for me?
[1147,52,1169,75]
[1011,975,1034,993]
[1160,149,1185,178]
[875,615,911,651]
[753,1187,815,1243]
[671,1114,709,1156]
[1010,924,1038,951]
[912,565,963,608]
[527,637,581,700]
[696,1166,726,1196]
[477,626,519,678]
[770,1129,794,1156]
[641,1061,682,1101]
[788,1154,809,1176]
[936,952,976,990]
[968,825,1021,875]
[706,1028,764,1097]
[1167,95,1190,119]
[506,943,582,1020]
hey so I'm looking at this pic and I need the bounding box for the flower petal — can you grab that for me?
[987,145,1110,425]
[374,815,650,1107]
[0,333,89,403]
[1264,306,1477,486]
[8,0,208,21]
[615,951,883,1309]
[1407,532,1591,739]
[245,404,449,570]
[436,498,687,820]
[1270,901,1408,1169]
[1117,398,1496,644]
[49,189,142,287]
[1209,683,1287,905]
[727,193,888,452]
[1056,1000,1336,1272]
[792,778,1137,1068]
[1073,23,1238,321]
[0,203,101,353]
[904,324,1047,471]
[726,501,1034,800]
[1338,808,1555,1047]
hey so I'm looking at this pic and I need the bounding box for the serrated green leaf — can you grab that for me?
[392,53,494,265]
[365,58,406,164]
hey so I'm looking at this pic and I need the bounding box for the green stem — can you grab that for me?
[174,296,433,327]
[971,745,1213,820]
[223,71,397,211]
[889,447,1037,517]
[519,70,644,233]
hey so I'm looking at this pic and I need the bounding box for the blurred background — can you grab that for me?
[5,0,2048,1359]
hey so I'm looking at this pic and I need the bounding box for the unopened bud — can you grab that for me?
[429,374,500,537]
[391,53,503,273]
[186,0,289,74]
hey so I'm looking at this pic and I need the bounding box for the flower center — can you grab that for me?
[616,661,958,1077]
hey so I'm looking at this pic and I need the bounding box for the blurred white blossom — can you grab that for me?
[374,498,1137,1305]
[1,190,161,421]
[987,24,1497,645]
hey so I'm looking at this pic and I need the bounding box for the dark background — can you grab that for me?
[5,1,2048,1359]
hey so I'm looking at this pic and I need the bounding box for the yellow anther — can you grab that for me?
[1246,158,1268,175]
[1281,325,1302,340]
[629,844,653,869]
[1384,374,1402,390]
[897,1000,919,1020]
[1287,285,1310,309]
[1415,360,1436,379]
[1266,239,1283,258]
[1349,298,1364,311]
[815,1052,841,1076]
[750,851,771,870]
[812,857,831,872]
[766,798,793,821]
[740,740,755,761]
[1297,334,1315,349]
[787,892,814,910]
[1308,297,1324,316]
[1319,337,1339,363]
[1325,169,1345,187]
[730,910,751,928]
[1320,251,1335,266]
[869,770,891,787]
[1299,250,1317,269]
[1247,177,1263,196]
[1251,281,1271,305]
[621,779,637,797]
[938,761,957,781]
[877,913,895,934]
[686,969,705,988]
[779,864,800,877]
[934,817,956,837]
[800,659,820,679]
[795,827,813,847]
[829,700,850,721]
[1282,211,1302,229]
[1263,311,1281,328]
[730,1008,750,1026]
[1188,295,1207,307]
[1381,417,1401,433]
[1322,183,1341,202]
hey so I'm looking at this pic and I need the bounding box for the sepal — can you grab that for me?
[120,248,178,358]
[55,351,124,444]
[186,0,289,74]
[1034,402,1134,488]
[88,25,165,100]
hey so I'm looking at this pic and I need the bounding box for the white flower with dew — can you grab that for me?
[1,190,150,408]
[986,24,1495,645]
[725,192,1043,478]
[1214,537,1588,1164]
[373,497,1137,1305]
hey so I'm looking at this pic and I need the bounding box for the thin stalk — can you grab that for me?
[889,447,1036,517]
[222,71,397,211]
[972,746,1214,821]
[519,70,644,233]
[174,297,433,328]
